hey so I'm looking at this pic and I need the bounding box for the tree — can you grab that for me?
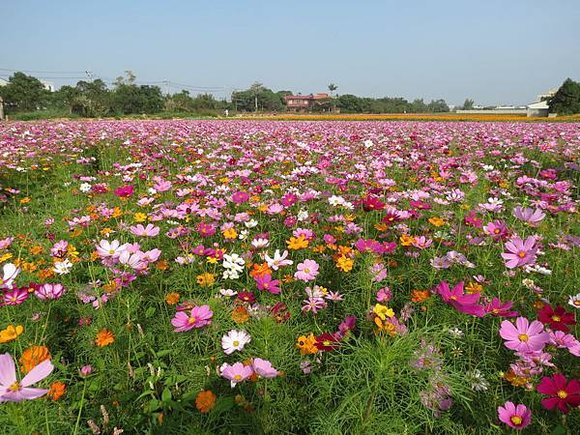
[548,78,580,115]
[165,90,194,112]
[462,98,475,110]
[427,99,450,113]
[328,83,338,96]
[0,72,48,112]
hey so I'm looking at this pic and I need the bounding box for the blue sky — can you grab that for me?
[1,0,579,105]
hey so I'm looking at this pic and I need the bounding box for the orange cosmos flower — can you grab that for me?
[20,345,51,374]
[95,329,115,347]
[195,390,217,413]
[165,292,180,305]
[47,381,67,400]
[411,289,431,303]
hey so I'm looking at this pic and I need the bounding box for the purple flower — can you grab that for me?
[497,401,531,430]
[513,206,545,227]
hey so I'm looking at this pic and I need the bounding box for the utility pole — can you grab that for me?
[0,96,4,121]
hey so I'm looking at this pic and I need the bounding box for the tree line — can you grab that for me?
[1,71,578,117]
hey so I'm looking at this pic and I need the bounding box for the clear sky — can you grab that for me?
[1,0,579,105]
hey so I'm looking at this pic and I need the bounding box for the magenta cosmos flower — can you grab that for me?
[499,317,549,353]
[171,305,213,332]
[497,401,531,430]
[501,236,537,269]
[435,281,485,317]
[254,273,281,295]
[220,362,254,388]
[294,259,319,282]
[536,373,580,413]
[0,353,54,402]
[34,283,66,300]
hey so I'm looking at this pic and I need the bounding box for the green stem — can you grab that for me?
[73,381,88,435]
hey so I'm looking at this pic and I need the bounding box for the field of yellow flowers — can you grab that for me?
[0,120,578,434]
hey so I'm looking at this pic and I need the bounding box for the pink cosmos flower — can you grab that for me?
[501,236,537,269]
[171,305,213,332]
[499,317,549,353]
[113,185,134,198]
[483,220,509,241]
[497,401,531,430]
[231,191,249,204]
[254,273,281,295]
[34,283,66,300]
[513,206,545,227]
[3,288,29,306]
[294,259,319,282]
[485,297,519,317]
[252,358,279,378]
[0,353,54,402]
[130,224,160,237]
[220,362,254,388]
[435,281,485,317]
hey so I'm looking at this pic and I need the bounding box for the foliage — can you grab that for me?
[0,72,49,113]
[548,78,580,115]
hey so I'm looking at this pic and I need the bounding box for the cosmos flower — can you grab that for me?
[499,317,549,353]
[221,330,251,355]
[0,353,54,402]
[171,305,213,332]
[220,362,253,388]
[501,236,537,269]
[294,259,319,282]
[536,373,580,413]
[497,401,531,430]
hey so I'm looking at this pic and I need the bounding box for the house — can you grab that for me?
[527,101,550,117]
[284,93,331,111]
[526,89,556,117]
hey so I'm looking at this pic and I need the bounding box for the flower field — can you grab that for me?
[0,120,578,434]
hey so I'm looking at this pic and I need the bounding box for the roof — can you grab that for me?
[527,101,549,109]
[284,93,330,101]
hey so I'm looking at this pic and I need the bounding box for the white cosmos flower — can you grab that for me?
[265,250,293,271]
[53,259,73,275]
[221,330,251,355]
[0,263,20,289]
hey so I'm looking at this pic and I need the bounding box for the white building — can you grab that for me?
[526,89,556,117]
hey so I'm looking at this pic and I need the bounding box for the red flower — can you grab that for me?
[361,195,385,212]
[315,332,340,352]
[237,292,255,304]
[537,304,576,332]
[536,373,580,414]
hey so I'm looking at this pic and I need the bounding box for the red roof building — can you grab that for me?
[284,93,331,111]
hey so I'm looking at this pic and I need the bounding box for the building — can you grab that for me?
[284,93,331,112]
[526,101,550,117]
[526,89,556,117]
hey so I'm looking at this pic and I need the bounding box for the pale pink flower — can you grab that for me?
[0,353,54,402]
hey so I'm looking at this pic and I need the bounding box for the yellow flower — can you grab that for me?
[287,235,309,250]
[336,255,354,272]
[30,245,44,255]
[20,197,31,204]
[296,333,318,355]
[428,217,446,227]
[373,304,394,320]
[222,227,238,240]
[400,234,415,246]
[465,282,483,294]
[196,273,216,287]
[0,325,24,344]
[0,253,13,263]
[133,212,148,223]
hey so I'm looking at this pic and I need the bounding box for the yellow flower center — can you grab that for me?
[108,249,115,255]
[551,315,561,322]
[518,334,529,342]
[557,390,568,399]
[188,317,197,324]
[517,251,526,258]
[510,416,522,426]
[494,228,500,234]
[303,268,310,274]
[233,340,240,347]
[8,382,21,392]
[233,374,242,381]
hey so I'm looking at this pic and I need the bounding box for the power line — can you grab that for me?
[0,67,87,74]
